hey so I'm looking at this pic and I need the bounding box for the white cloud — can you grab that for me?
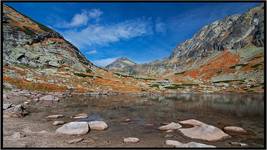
[155,21,166,33]
[63,18,152,49]
[93,57,118,67]
[86,49,97,55]
[56,9,102,28]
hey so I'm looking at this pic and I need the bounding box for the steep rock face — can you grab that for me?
[169,4,264,63]
[106,57,136,72]
[3,5,94,72]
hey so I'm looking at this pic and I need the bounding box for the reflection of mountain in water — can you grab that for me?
[149,93,264,118]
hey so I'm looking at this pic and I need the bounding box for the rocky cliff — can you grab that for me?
[3,5,94,72]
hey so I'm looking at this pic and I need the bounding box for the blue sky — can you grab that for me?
[5,2,259,67]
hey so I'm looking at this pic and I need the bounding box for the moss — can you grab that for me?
[23,26,36,36]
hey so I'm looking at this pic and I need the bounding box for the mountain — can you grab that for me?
[2,5,146,93]
[105,57,136,72]
[120,4,264,84]
[3,5,94,73]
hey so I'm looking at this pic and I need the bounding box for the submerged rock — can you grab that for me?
[46,114,64,119]
[158,122,182,130]
[53,121,65,126]
[39,95,59,102]
[73,113,88,119]
[179,119,229,141]
[67,138,84,144]
[56,122,89,135]
[88,121,108,131]
[229,141,248,147]
[165,140,216,148]
[123,137,140,143]
[224,126,247,133]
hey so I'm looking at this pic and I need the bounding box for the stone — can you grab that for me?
[158,122,182,131]
[56,122,89,135]
[123,137,140,143]
[46,114,64,119]
[88,121,108,131]
[164,134,174,138]
[179,119,229,141]
[224,126,247,133]
[165,140,216,148]
[229,141,248,147]
[3,103,13,110]
[53,121,65,126]
[73,113,88,119]
[11,132,26,139]
[67,138,84,144]
[124,118,131,122]
[39,95,59,102]
[4,104,28,118]
[166,130,174,133]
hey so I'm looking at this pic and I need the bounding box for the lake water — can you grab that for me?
[25,93,265,147]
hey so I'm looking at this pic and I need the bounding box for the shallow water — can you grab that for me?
[26,93,264,147]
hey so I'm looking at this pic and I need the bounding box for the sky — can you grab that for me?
[5,2,260,67]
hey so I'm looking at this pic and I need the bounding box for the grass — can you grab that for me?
[3,76,67,92]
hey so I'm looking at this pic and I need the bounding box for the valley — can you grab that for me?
[2,3,265,148]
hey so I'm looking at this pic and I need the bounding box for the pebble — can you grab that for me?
[46,114,64,119]
[53,121,65,126]
[123,137,140,143]
[73,113,88,119]
[67,138,84,144]
[224,126,247,133]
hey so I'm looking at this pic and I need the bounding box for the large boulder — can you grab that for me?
[56,122,89,135]
[179,119,229,141]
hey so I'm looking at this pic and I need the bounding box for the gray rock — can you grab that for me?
[158,122,182,131]
[46,114,64,119]
[165,140,216,148]
[67,138,84,144]
[56,122,89,135]
[73,113,88,119]
[229,141,248,147]
[3,103,13,110]
[53,121,65,126]
[224,126,247,133]
[179,119,229,141]
[39,95,59,101]
[88,121,108,131]
[123,137,140,143]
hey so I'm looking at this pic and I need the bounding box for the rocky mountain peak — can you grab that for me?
[105,57,136,71]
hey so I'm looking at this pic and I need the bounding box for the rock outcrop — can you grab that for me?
[3,5,94,72]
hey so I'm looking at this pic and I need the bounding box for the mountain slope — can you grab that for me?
[3,5,94,72]
[2,5,147,93]
[120,4,264,81]
[105,57,136,72]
